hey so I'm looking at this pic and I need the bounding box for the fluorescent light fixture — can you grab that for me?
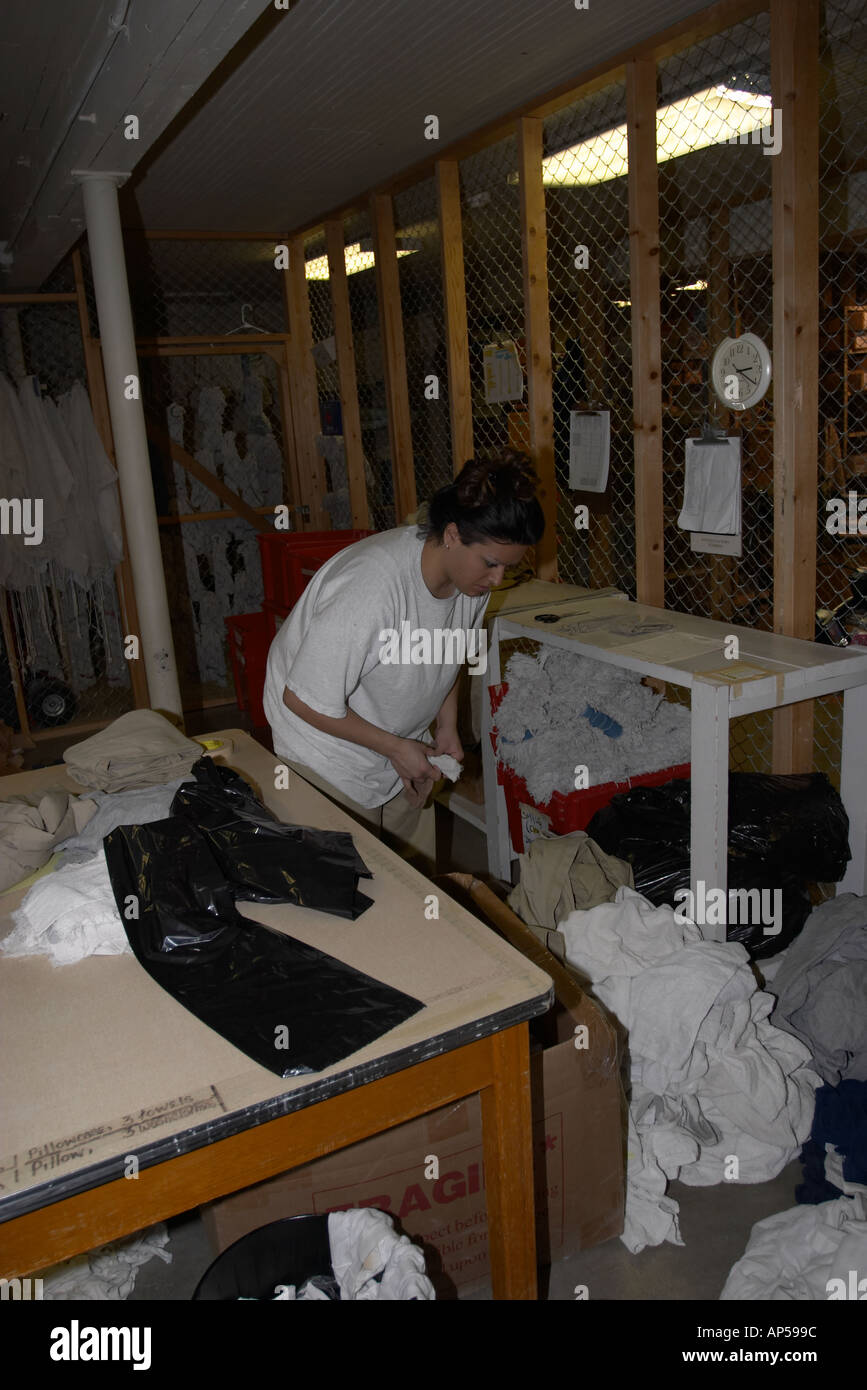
[612,299,631,307]
[534,85,774,189]
[305,241,417,280]
[673,280,708,291]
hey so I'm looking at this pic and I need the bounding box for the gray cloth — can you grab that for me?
[56,777,192,864]
[0,790,96,893]
[770,893,867,1086]
[63,710,203,793]
[508,830,634,959]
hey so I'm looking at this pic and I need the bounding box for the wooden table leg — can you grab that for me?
[480,1023,537,1300]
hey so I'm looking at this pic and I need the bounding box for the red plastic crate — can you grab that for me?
[225,611,273,728]
[257,530,373,608]
[262,597,290,636]
[489,681,690,855]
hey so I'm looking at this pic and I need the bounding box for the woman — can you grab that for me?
[263,450,545,867]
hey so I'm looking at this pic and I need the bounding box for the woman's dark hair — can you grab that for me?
[418,450,545,546]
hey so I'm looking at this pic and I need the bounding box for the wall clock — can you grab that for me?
[710,333,772,411]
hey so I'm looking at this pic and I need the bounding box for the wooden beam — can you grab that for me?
[143,414,271,534]
[282,236,330,530]
[158,506,279,526]
[325,220,370,528]
[135,343,285,360]
[370,192,417,520]
[133,334,290,346]
[72,249,149,710]
[771,0,820,774]
[518,117,557,581]
[138,230,291,241]
[273,341,304,529]
[627,57,665,606]
[0,293,78,304]
[578,275,613,588]
[436,161,474,474]
[281,0,767,245]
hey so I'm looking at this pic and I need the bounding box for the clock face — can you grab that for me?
[711,333,772,411]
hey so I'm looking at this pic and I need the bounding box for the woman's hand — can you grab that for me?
[432,722,463,764]
[389,737,437,806]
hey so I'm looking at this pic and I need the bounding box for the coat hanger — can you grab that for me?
[226,303,267,335]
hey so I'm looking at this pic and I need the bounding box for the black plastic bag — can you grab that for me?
[171,758,374,920]
[586,772,848,960]
[102,764,424,1075]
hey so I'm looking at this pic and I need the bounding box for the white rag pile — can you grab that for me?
[557,887,820,1253]
[495,648,691,803]
[36,1224,171,1300]
[328,1208,435,1300]
[720,1194,867,1300]
[2,849,129,966]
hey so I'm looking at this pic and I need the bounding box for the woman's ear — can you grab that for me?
[444,522,460,548]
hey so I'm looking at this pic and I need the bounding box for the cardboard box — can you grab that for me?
[200,877,626,1296]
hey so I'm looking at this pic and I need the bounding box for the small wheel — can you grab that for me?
[25,676,78,729]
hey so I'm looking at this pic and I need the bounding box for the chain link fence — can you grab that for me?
[0,277,132,738]
[544,78,635,595]
[342,211,394,530]
[304,228,347,522]
[123,235,287,339]
[459,137,525,463]
[655,12,776,773]
[814,0,867,787]
[393,177,453,506]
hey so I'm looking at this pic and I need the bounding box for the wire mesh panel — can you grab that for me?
[343,211,394,530]
[304,228,353,527]
[393,178,453,506]
[544,79,635,594]
[0,296,131,735]
[815,0,867,787]
[124,237,288,339]
[140,350,285,705]
[655,13,776,773]
[459,137,526,463]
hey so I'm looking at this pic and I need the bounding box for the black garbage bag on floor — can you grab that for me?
[102,766,424,1076]
[171,758,375,920]
[586,772,849,960]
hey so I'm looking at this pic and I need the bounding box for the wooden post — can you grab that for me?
[325,220,370,528]
[626,58,665,606]
[282,237,329,529]
[370,192,417,521]
[436,160,474,474]
[706,220,733,623]
[578,276,613,588]
[273,341,304,523]
[72,248,149,709]
[518,117,557,581]
[771,0,820,773]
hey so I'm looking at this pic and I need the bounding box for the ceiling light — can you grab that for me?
[304,242,417,280]
[529,85,775,189]
[673,280,708,291]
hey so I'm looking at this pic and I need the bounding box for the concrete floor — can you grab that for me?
[34,706,807,1300]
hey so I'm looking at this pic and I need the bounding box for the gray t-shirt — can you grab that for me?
[263,527,487,807]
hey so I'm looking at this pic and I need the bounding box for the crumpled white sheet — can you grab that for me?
[558,887,820,1252]
[495,647,691,802]
[2,848,129,966]
[328,1209,435,1300]
[37,1224,171,1300]
[720,1194,867,1300]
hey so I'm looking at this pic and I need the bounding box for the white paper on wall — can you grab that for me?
[569,411,610,492]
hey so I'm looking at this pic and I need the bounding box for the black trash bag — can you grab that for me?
[727,772,850,883]
[586,772,846,960]
[103,817,424,1077]
[171,758,374,920]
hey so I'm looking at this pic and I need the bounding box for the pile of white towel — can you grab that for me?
[557,887,820,1252]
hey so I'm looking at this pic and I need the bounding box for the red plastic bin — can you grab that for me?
[225,611,273,728]
[489,681,690,855]
[257,530,373,609]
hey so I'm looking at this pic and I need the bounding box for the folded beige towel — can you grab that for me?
[63,710,203,793]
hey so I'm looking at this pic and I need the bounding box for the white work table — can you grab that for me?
[481,593,867,930]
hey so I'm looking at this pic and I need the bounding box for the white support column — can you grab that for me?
[77,173,182,717]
